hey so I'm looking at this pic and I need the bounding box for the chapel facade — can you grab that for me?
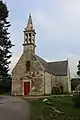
[11,14,71,96]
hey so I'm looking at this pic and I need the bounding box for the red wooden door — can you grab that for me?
[24,82,30,95]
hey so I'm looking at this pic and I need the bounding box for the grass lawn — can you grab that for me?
[25,96,80,120]
[49,96,80,117]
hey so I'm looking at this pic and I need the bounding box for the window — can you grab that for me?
[29,38,31,43]
[29,33,31,37]
[29,33,31,43]
[26,61,30,71]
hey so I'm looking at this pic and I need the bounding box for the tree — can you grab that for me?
[72,61,80,108]
[0,1,13,93]
[77,61,80,76]
[71,78,80,91]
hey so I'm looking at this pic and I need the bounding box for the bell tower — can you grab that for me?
[23,13,36,53]
[23,13,36,72]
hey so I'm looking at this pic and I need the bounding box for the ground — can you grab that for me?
[25,96,80,120]
[0,96,30,120]
[1,95,80,120]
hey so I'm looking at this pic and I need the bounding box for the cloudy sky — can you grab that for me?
[5,0,80,77]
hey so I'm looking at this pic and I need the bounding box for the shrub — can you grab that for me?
[72,93,80,108]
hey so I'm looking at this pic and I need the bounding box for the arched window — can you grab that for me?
[60,86,64,94]
[29,33,31,43]
[26,61,30,71]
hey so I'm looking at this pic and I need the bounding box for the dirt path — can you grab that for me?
[0,96,30,120]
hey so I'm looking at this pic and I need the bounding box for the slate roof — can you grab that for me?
[34,54,68,76]
[48,60,68,76]
[34,55,53,73]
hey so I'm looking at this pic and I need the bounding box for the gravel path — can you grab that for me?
[0,96,30,120]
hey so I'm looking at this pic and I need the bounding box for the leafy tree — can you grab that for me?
[72,61,80,108]
[71,78,80,91]
[0,1,13,93]
[77,61,80,76]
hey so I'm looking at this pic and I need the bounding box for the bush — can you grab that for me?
[72,93,80,108]
[51,87,60,95]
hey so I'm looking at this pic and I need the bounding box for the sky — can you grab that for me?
[5,0,80,77]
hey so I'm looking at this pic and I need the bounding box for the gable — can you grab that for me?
[12,53,26,74]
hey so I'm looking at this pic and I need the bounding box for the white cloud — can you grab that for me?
[33,11,52,33]
[33,0,80,43]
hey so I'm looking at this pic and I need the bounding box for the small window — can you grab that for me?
[26,61,30,71]
[29,33,31,37]
[29,38,31,43]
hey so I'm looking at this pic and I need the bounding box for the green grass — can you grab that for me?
[25,96,80,120]
[29,99,53,120]
[49,96,80,117]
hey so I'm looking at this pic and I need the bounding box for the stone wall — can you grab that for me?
[52,75,69,92]
[25,70,44,95]
[12,52,45,95]
[67,63,71,92]
[31,60,45,95]
[12,53,26,95]
[51,75,56,87]
[44,72,52,94]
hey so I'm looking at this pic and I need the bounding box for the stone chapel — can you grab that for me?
[11,13,71,96]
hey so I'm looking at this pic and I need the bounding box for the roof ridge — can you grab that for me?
[48,59,68,63]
